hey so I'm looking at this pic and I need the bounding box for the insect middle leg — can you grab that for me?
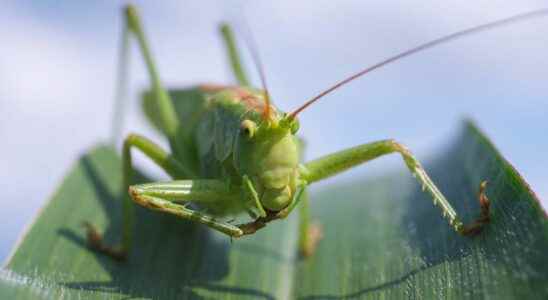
[301,139,490,236]
[85,133,191,260]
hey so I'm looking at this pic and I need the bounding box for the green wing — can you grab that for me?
[141,87,212,176]
[142,87,209,140]
[213,104,242,162]
[193,99,243,178]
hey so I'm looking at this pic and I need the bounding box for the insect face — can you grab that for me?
[235,116,301,211]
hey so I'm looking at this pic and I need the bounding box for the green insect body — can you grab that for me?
[178,86,302,214]
[85,5,548,261]
[140,84,303,214]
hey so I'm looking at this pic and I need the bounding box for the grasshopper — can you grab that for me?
[85,5,547,260]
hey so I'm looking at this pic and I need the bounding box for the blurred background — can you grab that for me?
[1,0,547,263]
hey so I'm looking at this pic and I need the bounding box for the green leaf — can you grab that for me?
[2,121,547,299]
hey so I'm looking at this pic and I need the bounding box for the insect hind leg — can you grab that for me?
[124,5,179,138]
[219,23,250,86]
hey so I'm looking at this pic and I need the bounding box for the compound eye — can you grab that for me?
[240,119,257,138]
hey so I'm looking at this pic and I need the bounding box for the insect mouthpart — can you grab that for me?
[261,185,292,211]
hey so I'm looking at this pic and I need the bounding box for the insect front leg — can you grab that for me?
[301,139,490,236]
[129,180,244,237]
[85,133,191,260]
[242,175,267,218]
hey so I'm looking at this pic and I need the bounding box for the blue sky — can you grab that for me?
[1,0,547,262]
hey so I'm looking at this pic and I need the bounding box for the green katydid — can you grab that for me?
[84,5,548,260]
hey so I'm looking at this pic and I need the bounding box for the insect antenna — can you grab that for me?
[240,20,273,121]
[288,9,548,119]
